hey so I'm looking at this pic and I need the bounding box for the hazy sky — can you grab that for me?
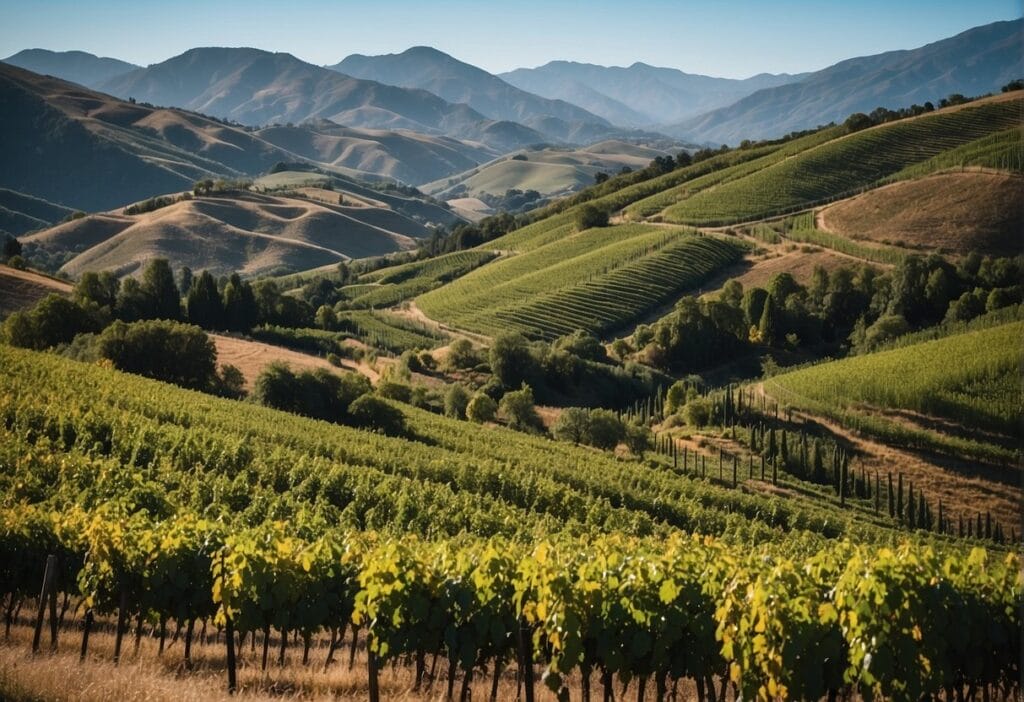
[0,0,1019,76]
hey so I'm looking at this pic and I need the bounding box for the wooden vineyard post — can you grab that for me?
[31,555,57,654]
[519,619,535,702]
[113,588,128,664]
[367,634,381,702]
[79,609,93,662]
[225,611,237,694]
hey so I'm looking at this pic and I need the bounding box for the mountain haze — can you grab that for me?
[501,61,803,126]
[668,19,1024,144]
[331,46,624,142]
[2,48,140,88]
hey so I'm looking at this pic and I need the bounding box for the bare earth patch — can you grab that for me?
[211,334,377,389]
[819,172,1024,256]
[0,265,71,316]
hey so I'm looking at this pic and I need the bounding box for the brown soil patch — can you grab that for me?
[819,172,1024,256]
[0,265,72,316]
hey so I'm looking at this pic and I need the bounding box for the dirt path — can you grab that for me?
[756,383,1023,531]
[396,301,491,346]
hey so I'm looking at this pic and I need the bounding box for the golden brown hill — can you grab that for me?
[24,192,424,279]
[0,264,71,317]
[818,172,1023,256]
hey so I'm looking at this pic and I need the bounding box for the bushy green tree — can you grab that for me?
[97,319,216,390]
[498,384,544,433]
[186,271,224,330]
[489,333,537,388]
[140,259,181,320]
[575,204,609,230]
[348,394,406,436]
[2,294,100,349]
[466,393,498,423]
[586,409,625,450]
[553,407,590,445]
[443,384,470,419]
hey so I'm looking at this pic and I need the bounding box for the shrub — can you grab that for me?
[444,384,471,419]
[575,204,609,230]
[348,394,406,435]
[587,409,625,450]
[683,398,712,428]
[553,407,590,445]
[466,393,498,423]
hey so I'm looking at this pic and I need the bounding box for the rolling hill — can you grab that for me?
[2,48,140,88]
[501,60,802,126]
[22,190,427,279]
[422,140,675,201]
[331,46,622,143]
[0,63,499,216]
[667,19,1024,144]
[98,47,548,152]
[254,118,496,185]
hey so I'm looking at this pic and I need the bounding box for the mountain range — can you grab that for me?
[666,19,1024,143]
[500,62,803,126]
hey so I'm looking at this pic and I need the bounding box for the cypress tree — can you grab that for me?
[887,473,895,518]
[812,441,825,484]
[907,483,915,528]
[780,430,789,469]
[772,457,778,486]
[766,427,777,461]
[896,473,904,522]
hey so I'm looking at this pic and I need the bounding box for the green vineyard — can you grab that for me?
[660,98,1021,225]
[766,320,1023,462]
[418,225,744,339]
[0,346,1020,701]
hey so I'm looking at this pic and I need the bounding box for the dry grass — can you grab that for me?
[211,334,378,389]
[1,619,713,702]
[818,172,1023,257]
[0,265,72,317]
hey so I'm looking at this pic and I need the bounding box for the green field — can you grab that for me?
[766,321,1023,462]
[418,224,744,339]
[659,99,1021,225]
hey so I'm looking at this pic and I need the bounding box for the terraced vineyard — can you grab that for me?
[659,97,1022,225]
[418,224,744,339]
[347,250,498,308]
[623,127,844,219]
[765,320,1023,463]
[888,127,1023,181]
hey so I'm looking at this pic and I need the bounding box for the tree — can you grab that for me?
[757,294,780,346]
[553,407,590,445]
[178,267,193,297]
[741,287,769,329]
[116,277,154,321]
[466,393,497,423]
[553,330,606,362]
[213,364,246,399]
[498,384,543,433]
[720,279,743,308]
[348,394,406,436]
[222,274,258,332]
[624,423,652,458]
[683,398,712,428]
[586,409,625,450]
[843,113,873,133]
[575,204,609,230]
[75,271,121,312]
[2,294,100,349]
[315,305,338,331]
[98,319,216,390]
[489,333,537,388]
[186,271,224,330]
[594,172,609,184]
[665,381,688,415]
[140,259,181,320]
[2,234,22,260]
[675,151,693,168]
[443,384,470,419]
[445,338,479,370]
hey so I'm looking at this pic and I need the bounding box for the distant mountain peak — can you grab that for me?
[2,48,139,88]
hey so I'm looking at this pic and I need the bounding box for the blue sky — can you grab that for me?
[0,0,1019,76]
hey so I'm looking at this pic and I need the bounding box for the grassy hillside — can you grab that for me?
[418,224,744,339]
[659,96,1021,225]
[422,141,674,201]
[765,320,1022,463]
[0,264,71,317]
[24,191,426,279]
[819,172,1023,256]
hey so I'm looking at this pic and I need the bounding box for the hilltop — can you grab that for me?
[2,48,140,87]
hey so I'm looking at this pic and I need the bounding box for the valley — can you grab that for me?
[0,12,1021,702]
